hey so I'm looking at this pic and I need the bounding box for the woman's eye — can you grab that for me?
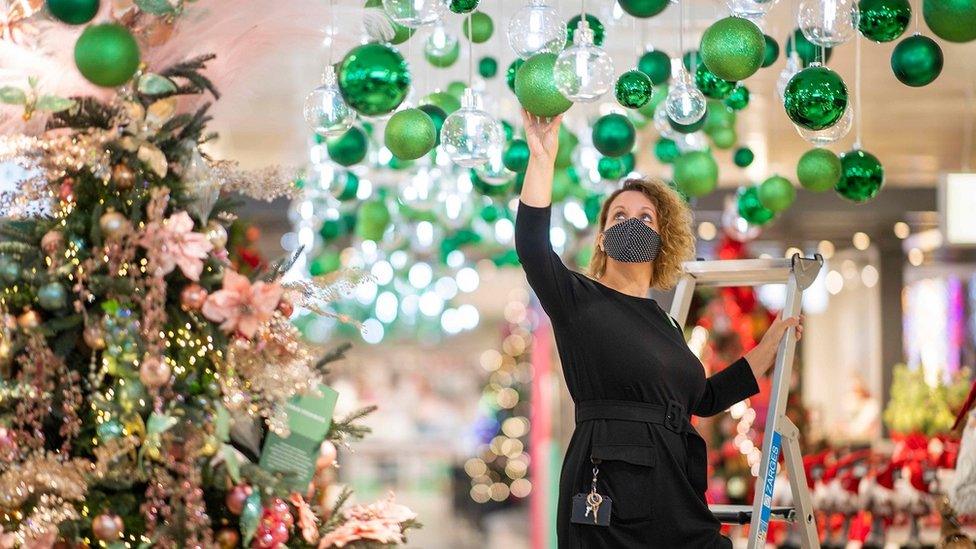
[642,214,653,222]
[613,212,625,220]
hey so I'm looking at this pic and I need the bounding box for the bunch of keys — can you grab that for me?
[585,465,604,523]
[571,457,611,526]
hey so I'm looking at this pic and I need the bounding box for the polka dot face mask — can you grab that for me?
[601,217,662,263]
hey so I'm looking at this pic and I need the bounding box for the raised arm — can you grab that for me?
[518,108,562,208]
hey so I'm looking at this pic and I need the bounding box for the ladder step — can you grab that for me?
[709,504,796,525]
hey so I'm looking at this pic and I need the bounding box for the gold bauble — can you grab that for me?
[99,210,130,240]
[17,309,41,329]
[112,163,136,190]
[205,221,228,250]
[83,324,106,350]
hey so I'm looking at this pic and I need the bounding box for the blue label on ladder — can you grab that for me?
[757,431,782,542]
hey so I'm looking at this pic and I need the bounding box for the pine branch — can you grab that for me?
[315,342,352,371]
[159,54,220,99]
[0,241,34,255]
[176,103,213,143]
[320,485,354,532]
[47,97,118,130]
[0,221,38,244]
[328,405,376,442]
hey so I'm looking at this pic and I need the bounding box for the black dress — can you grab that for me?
[514,201,761,549]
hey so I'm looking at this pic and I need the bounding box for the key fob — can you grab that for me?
[571,493,612,526]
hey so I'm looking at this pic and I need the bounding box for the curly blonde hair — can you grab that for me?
[587,178,696,290]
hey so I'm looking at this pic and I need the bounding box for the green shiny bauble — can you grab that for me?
[638,49,671,85]
[479,56,498,78]
[923,0,976,42]
[450,0,478,13]
[319,217,348,242]
[338,43,411,117]
[682,50,702,72]
[710,127,737,149]
[638,84,669,117]
[762,34,779,67]
[674,151,719,197]
[463,11,493,43]
[737,186,775,225]
[597,156,627,179]
[310,250,342,276]
[783,66,848,130]
[621,151,636,172]
[425,39,460,67]
[669,114,706,134]
[618,0,669,17]
[567,13,605,46]
[615,70,653,109]
[515,53,572,117]
[797,148,842,191]
[502,120,515,141]
[417,103,447,144]
[506,58,524,92]
[836,149,885,202]
[356,198,392,241]
[694,64,736,100]
[592,113,636,157]
[447,80,467,99]
[733,147,755,167]
[471,170,514,196]
[700,16,765,82]
[703,100,737,133]
[758,175,796,212]
[724,85,750,110]
[858,0,911,42]
[785,28,832,66]
[555,125,578,168]
[38,282,67,311]
[74,24,140,87]
[47,0,99,24]
[333,171,360,201]
[384,108,436,160]
[655,138,680,164]
[326,126,368,166]
[891,35,943,87]
[423,91,461,114]
[503,139,530,172]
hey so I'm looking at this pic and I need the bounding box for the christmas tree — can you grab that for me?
[0,49,418,549]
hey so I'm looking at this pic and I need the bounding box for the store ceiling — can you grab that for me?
[201,0,976,187]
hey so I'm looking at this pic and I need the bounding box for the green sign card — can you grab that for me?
[259,384,339,491]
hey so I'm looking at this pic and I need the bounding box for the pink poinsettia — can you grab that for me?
[202,269,282,338]
[139,211,213,281]
[318,493,417,548]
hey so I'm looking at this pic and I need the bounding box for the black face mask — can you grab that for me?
[601,217,662,263]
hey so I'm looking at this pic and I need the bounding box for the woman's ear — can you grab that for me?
[597,232,604,251]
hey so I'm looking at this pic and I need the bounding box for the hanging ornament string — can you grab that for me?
[468,11,474,86]
[328,0,335,65]
[914,0,920,34]
[633,14,638,58]
[678,0,685,72]
[854,30,863,149]
[964,79,974,171]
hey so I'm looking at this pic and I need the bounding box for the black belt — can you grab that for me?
[574,399,692,434]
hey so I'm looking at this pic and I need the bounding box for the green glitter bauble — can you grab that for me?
[462,11,494,43]
[674,151,719,197]
[618,0,669,18]
[597,156,627,179]
[783,65,848,130]
[384,108,436,160]
[762,34,780,67]
[38,282,67,311]
[699,16,765,81]
[479,56,498,78]
[724,85,750,110]
[797,148,842,192]
[417,103,447,144]
[638,49,671,85]
[515,53,572,117]
[858,0,911,42]
[703,100,737,133]
[47,0,99,24]
[567,13,605,45]
[592,113,636,157]
[74,23,141,87]
[733,147,755,167]
[615,70,654,109]
[449,0,478,14]
[506,58,524,92]
[891,35,943,87]
[737,186,775,225]
[758,175,796,212]
[710,127,737,149]
[423,91,461,114]
[326,126,369,166]
[503,139,530,172]
[785,28,833,66]
[835,149,885,202]
[694,63,736,100]
[338,43,411,116]
[356,198,392,241]
[923,0,976,42]
[655,138,680,164]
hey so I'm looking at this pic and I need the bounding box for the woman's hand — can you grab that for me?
[743,314,803,380]
[521,108,562,166]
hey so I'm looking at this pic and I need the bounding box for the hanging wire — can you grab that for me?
[914,0,920,34]
[632,14,638,57]
[468,11,474,86]
[328,0,336,65]
[854,30,863,149]
[678,0,685,73]
[964,78,974,171]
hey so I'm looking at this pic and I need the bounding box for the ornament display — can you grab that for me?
[385,108,436,160]
[733,147,754,167]
[710,127,737,149]
[74,23,141,87]
[357,196,392,240]
[503,139,530,172]
[92,513,123,541]
[858,0,911,42]
[326,126,369,166]
[785,28,832,66]
[337,43,411,117]
[591,114,636,157]
[180,283,209,311]
[798,0,860,47]
[139,355,171,389]
[619,0,669,18]
[666,71,707,124]
[638,49,671,85]
[450,0,478,13]
[479,56,498,78]
[507,0,568,58]
[758,175,796,211]
[694,63,735,100]
[506,58,525,91]
[891,34,943,87]
[515,52,572,116]
[674,151,719,197]
[567,13,605,46]
[425,26,460,67]
[724,85,749,110]
[441,89,504,167]
[417,103,447,144]
[46,0,99,24]
[381,0,448,28]
[783,65,848,130]
[99,210,129,240]
[727,0,778,20]
[423,91,460,114]
[737,186,775,225]
[615,70,653,109]
[836,148,884,202]
[923,0,976,42]
[463,11,493,42]
[554,18,615,103]
[762,34,779,67]
[700,16,765,82]
[304,66,356,138]
[38,282,67,311]
[797,148,842,191]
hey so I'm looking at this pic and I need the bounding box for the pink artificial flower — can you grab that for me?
[139,211,213,281]
[289,493,320,544]
[317,493,416,548]
[202,269,282,338]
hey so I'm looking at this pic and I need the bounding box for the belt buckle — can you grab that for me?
[665,400,684,432]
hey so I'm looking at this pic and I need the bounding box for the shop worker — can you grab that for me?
[514,109,803,549]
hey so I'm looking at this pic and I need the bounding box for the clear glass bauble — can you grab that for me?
[775,52,802,102]
[507,0,568,59]
[399,166,441,212]
[553,19,615,102]
[303,66,356,139]
[425,23,458,58]
[721,194,763,242]
[795,102,853,146]
[475,144,516,184]
[726,0,779,21]
[798,0,860,47]
[653,104,677,139]
[674,131,709,153]
[440,89,504,168]
[665,71,707,125]
[382,0,448,28]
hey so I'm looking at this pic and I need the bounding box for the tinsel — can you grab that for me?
[0,452,91,508]
[283,269,373,331]
[209,160,302,202]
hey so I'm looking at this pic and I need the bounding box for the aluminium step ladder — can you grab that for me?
[668,254,824,549]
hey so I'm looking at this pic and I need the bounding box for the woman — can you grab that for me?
[513,110,803,549]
